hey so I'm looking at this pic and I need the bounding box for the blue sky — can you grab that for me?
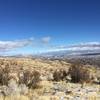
[0,0,100,54]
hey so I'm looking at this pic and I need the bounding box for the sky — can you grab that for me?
[0,0,100,55]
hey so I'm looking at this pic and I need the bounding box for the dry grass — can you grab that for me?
[0,58,99,100]
[0,95,29,100]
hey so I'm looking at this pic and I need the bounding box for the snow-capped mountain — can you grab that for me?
[39,42,100,58]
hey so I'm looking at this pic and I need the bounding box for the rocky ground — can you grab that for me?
[37,81,100,100]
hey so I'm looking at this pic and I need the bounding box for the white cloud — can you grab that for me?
[41,36,51,43]
[0,36,52,53]
[70,42,100,47]
[0,39,33,52]
[47,42,100,52]
[0,37,100,55]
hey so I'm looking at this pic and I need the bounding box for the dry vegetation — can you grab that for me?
[0,57,99,100]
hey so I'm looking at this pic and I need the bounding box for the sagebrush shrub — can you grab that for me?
[0,66,10,85]
[53,69,68,81]
[97,77,100,84]
[19,84,28,95]
[68,64,93,83]
[28,70,41,88]
[19,70,40,88]
[8,79,20,95]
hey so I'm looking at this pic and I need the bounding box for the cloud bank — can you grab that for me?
[0,36,100,55]
[48,42,100,52]
[0,36,51,53]
[0,39,33,52]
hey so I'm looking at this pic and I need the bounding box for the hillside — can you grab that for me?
[0,57,99,100]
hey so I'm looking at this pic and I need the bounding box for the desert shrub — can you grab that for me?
[0,79,28,96]
[68,64,93,83]
[28,70,41,88]
[19,70,40,89]
[53,69,68,81]
[19,84,28,95]
[97,77,100,84]
[7,79,20,95]
[0,66,10,85]
[18,70,31,86]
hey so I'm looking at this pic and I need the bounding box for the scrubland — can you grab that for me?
[0,58,99,100]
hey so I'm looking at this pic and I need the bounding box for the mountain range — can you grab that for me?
[38,42,100,59]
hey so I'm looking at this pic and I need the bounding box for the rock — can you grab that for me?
[55,92,66,97]
[53,83,67,92]
[65,95,74,99]
[65,90,73,95]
